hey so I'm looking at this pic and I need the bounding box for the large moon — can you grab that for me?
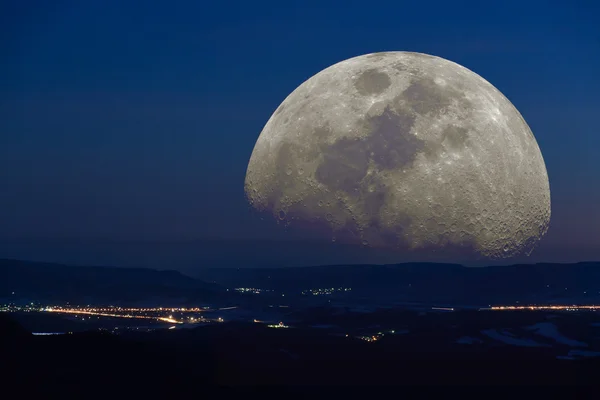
[244,52,550,259]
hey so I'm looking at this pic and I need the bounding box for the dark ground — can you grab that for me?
[2,313,599,393]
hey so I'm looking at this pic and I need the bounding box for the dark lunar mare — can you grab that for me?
[269,73,480,250]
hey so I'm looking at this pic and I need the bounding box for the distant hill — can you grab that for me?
[0,259,224,305]
[3,258,600,306]
[196,262,600,305]
[1,237,597,271]
[0,238,442,270]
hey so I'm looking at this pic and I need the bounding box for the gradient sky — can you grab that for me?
[1,0,599,265]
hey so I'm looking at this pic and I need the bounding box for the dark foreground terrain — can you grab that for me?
[2,313,600,390]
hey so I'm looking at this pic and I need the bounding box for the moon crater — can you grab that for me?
[245,51,551,259]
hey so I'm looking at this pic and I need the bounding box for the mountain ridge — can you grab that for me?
[3,258,600,306]
[0,258,223,305]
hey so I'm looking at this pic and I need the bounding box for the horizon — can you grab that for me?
[3,256,600,270]
[1,236,599,273]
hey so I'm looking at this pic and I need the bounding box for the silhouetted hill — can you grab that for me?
[0,259,224,305]
[0,238,417,270]
[2,237,598,273]
[4,258,600,306]
[197,261,600,305]
[0,313,31,342]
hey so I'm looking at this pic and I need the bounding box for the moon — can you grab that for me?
[244,51,550,259]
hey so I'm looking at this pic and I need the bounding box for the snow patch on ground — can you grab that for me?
[557,350,600,360]
[568,350,600,358]
[481,329,549,347]
[525,323,588,347]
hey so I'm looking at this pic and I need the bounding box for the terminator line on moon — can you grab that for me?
[244,51,551,259]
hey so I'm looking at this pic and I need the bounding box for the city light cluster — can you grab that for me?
[301,287,352,296]
[234,288,273,294]
[46,306,208,313]
[267,321,289,328]
[19,305,234,325]
[487,305,600,311]
[358,333,384,342]
[44,307,185,324]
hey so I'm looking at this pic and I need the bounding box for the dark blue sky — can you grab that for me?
[1,0,599,263]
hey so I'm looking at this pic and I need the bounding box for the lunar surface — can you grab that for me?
[245,52,550,259]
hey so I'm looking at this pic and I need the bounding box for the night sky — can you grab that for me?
[1,1,599,267]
